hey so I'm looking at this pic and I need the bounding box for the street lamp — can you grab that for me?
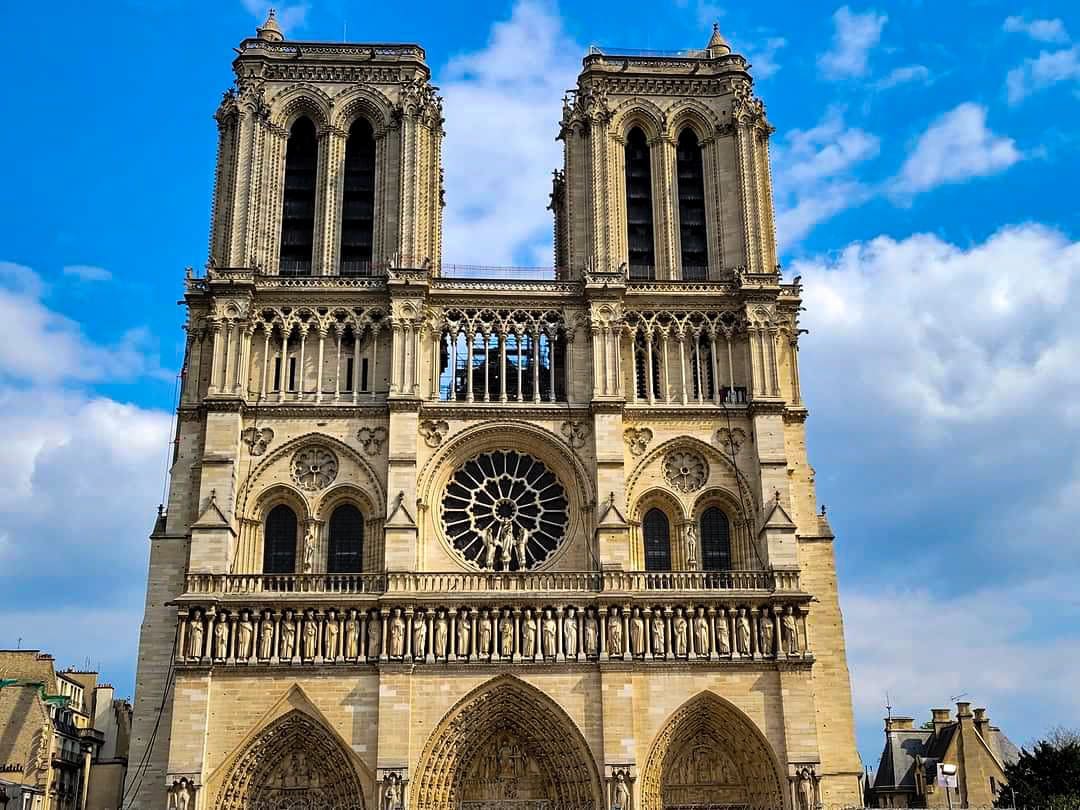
[937,763,959,810]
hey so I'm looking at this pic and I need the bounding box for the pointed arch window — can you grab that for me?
[676,128,708,280]
[279,117,318,277]
[327,504,364,573]
[643,508,672,571]
[700,507,732,571]
[263,504,298,574]
[625,127,656,280]
[340,118,376,276]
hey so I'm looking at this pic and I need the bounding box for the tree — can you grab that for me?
[997,727,1080,808]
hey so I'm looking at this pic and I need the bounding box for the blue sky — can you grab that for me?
[2,0,1079,769]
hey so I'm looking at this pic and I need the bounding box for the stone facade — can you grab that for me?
[126,13,863,810]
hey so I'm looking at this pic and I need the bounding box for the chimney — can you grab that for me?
[885,716,915,732]
[956,702,973,722]
[931,709,952,735]
[973,707,989,736]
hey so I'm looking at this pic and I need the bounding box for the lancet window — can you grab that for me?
[643,508,672,571]
[263,504,297,574]
[339,118,376,276]
[327,504,364,573]
[279,117,318,277]
[676,128,708,280]
[699,507,732,572]
[437,310,566,403]
[625,127,656,280]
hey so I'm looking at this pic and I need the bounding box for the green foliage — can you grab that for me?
[996,728,1080,808]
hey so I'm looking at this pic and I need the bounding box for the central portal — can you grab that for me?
[459,729,555,810]
[412,676,601,810]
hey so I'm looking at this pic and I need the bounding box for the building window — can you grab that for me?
[625,127,656,279]
[676,128,708,280]
[279,117,318,276]
[327,504,364,573]
[643,508,672,571]
[263,504,298,574]
[700,507,732,571]
[340,118,376,276]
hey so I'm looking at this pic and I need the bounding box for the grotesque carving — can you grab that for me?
[715,427,747,456]
[241,426,274,456]
[624,427,653,456]
[561,419,590,449]
[357,425,388,455]
[418,419,449,448]
[291,445,338,491]
[663,449,708,493]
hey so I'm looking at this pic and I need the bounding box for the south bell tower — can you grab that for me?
[128,15,862,810]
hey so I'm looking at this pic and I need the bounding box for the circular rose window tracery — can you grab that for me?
[291,445,338,491]
[663,449,708,493]
[441,450,569,571]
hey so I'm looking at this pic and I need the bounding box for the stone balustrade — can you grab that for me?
[182,569,796,596]
[175,597,811,667]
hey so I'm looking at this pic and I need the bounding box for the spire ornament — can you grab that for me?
[706,22,732,56]
[256,8,285,42]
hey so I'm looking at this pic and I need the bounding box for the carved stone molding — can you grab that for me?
[662,449,708,493]
[624,427,653,456]
[419,419,450,448]
[291,445,339,491]
[241,426,274,456]
[357,426,387,455]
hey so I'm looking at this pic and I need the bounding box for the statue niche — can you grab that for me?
[460,729,554,810]
[661,732,747,810]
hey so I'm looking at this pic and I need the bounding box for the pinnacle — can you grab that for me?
[257,7,285,42]
[706,22,732,56]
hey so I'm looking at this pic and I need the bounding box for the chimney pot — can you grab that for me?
[956,701,973,718]
[885,716,915,732]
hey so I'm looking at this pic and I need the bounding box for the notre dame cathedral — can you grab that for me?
[128,10,863,810]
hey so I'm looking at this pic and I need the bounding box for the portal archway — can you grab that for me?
[640,692,787,810]
[213,709,366,810]
[412,676,602,810]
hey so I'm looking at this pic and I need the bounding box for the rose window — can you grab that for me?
[663,449,708,493]
[291,446,338,491]
[441,450,569,571]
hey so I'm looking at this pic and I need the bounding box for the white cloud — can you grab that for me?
[872,64,930,90]
[818,6,888,80]
[796,224,1080,751]
[63,264,112,282]
[240,0,308,34]
[438,1,580,266]
[1003,15,1070,44]
[0,262,168,385]
[0,260,173,694]
[893,103,1022,195]
[1006,45,1080,104]
[746,37,787,80]
[771,109,880,246]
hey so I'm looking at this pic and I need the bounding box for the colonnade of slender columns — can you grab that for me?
[629,327,746,405]
[440,326,562,403]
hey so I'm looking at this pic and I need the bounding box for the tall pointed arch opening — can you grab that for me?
[412,676,602,810]
[212,709,367,810]
[340,118,377,275]
[641,692,788,810]
[279,116,318,276]
[625,126,656,280]
[676,128,707,280]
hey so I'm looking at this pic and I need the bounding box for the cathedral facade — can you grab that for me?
[128,12,862,810]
